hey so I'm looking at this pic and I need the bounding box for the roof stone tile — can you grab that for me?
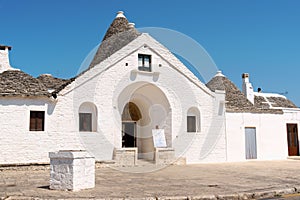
[0,71,73,98]
[0,70,50,97]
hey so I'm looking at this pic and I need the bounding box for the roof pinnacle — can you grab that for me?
[215,70,225,77]
[116,11,126,18]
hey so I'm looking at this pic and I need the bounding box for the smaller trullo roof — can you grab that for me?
[206,71,262,113]
[0,70,72,97]
[37,74,73,92]
[206,71,297,113]
[0,70,51,97]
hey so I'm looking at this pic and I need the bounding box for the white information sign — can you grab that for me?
[152,129,167,148]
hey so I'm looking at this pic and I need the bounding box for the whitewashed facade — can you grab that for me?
[0,12,299,165]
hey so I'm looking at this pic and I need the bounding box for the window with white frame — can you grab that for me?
[187,107,201,132]
[138,54,151,72]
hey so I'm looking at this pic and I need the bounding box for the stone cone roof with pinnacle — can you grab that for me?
[88,11,141,69]
[206,71,284,114]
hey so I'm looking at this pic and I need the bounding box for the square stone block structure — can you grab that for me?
[154,148,175,165]
[113,148,137,167]
[49,150,95,191]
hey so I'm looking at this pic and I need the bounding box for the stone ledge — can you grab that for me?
[288,156,300,160]
[96,160,116,168]
[0,162,49,168]
[0,163,50,171]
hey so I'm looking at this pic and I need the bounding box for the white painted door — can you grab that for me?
[245,128,257,159]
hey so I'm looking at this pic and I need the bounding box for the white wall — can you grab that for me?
[226,112,289,162]
[0,97,82,164]
[0,33,227,164]
[57,33,226,164]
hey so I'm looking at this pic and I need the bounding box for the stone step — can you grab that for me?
[288,156,300,160]
[136,159,155,166]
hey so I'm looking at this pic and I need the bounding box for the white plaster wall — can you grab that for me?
[0,33,226,164]
[0,97,82,164]
[175,90,226,163]
[226,112,289,162]
[58,33,226,164]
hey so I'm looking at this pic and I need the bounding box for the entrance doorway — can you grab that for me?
[122,122,136,147]
[287,124,299,156]
[245,127,257,159]
[121,102,142,148]
[118,83,172,161]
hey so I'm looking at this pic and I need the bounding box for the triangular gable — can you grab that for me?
[59,33,215,97]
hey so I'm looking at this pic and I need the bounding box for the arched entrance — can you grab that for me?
[118,82,172,160]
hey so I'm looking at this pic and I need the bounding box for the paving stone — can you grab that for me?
[190,195,217,200]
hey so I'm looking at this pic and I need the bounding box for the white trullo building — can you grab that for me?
[0,11,300,165]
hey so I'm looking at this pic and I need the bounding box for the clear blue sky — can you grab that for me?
[1,0,300,106]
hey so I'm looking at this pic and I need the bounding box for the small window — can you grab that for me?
[30,111,45,131]
[138,54,151,72]
[79,113,92,132]
[187,116,196,132]
[187,107,201,132]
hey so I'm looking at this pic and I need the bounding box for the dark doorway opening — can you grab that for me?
[287,124,299,156]
[121,102,142,148]
[122,122,136,147]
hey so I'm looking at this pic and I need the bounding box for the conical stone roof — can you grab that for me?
[89,11,140,68]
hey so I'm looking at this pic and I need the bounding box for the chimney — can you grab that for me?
[0,45,13,73]
[242,73,254,104]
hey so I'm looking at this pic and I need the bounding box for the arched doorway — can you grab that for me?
[118,82,172,160]
[121,102,142,147]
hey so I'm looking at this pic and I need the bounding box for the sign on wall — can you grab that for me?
[152,129,167,148]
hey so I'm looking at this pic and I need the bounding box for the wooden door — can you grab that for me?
[287,124,299,156]
[245,127,257,159]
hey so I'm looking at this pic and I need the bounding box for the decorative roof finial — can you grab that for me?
[128,22,135,28]
[116,11,126,18]
[215,70,225,77]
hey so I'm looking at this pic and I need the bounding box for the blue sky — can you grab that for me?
[1,0,300,106]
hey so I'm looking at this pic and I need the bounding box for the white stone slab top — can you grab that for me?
[155,147,175,152]
[114,148,137,152]
[49,150,94,159]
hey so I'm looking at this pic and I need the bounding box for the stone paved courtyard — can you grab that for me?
[1,160,300,199]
